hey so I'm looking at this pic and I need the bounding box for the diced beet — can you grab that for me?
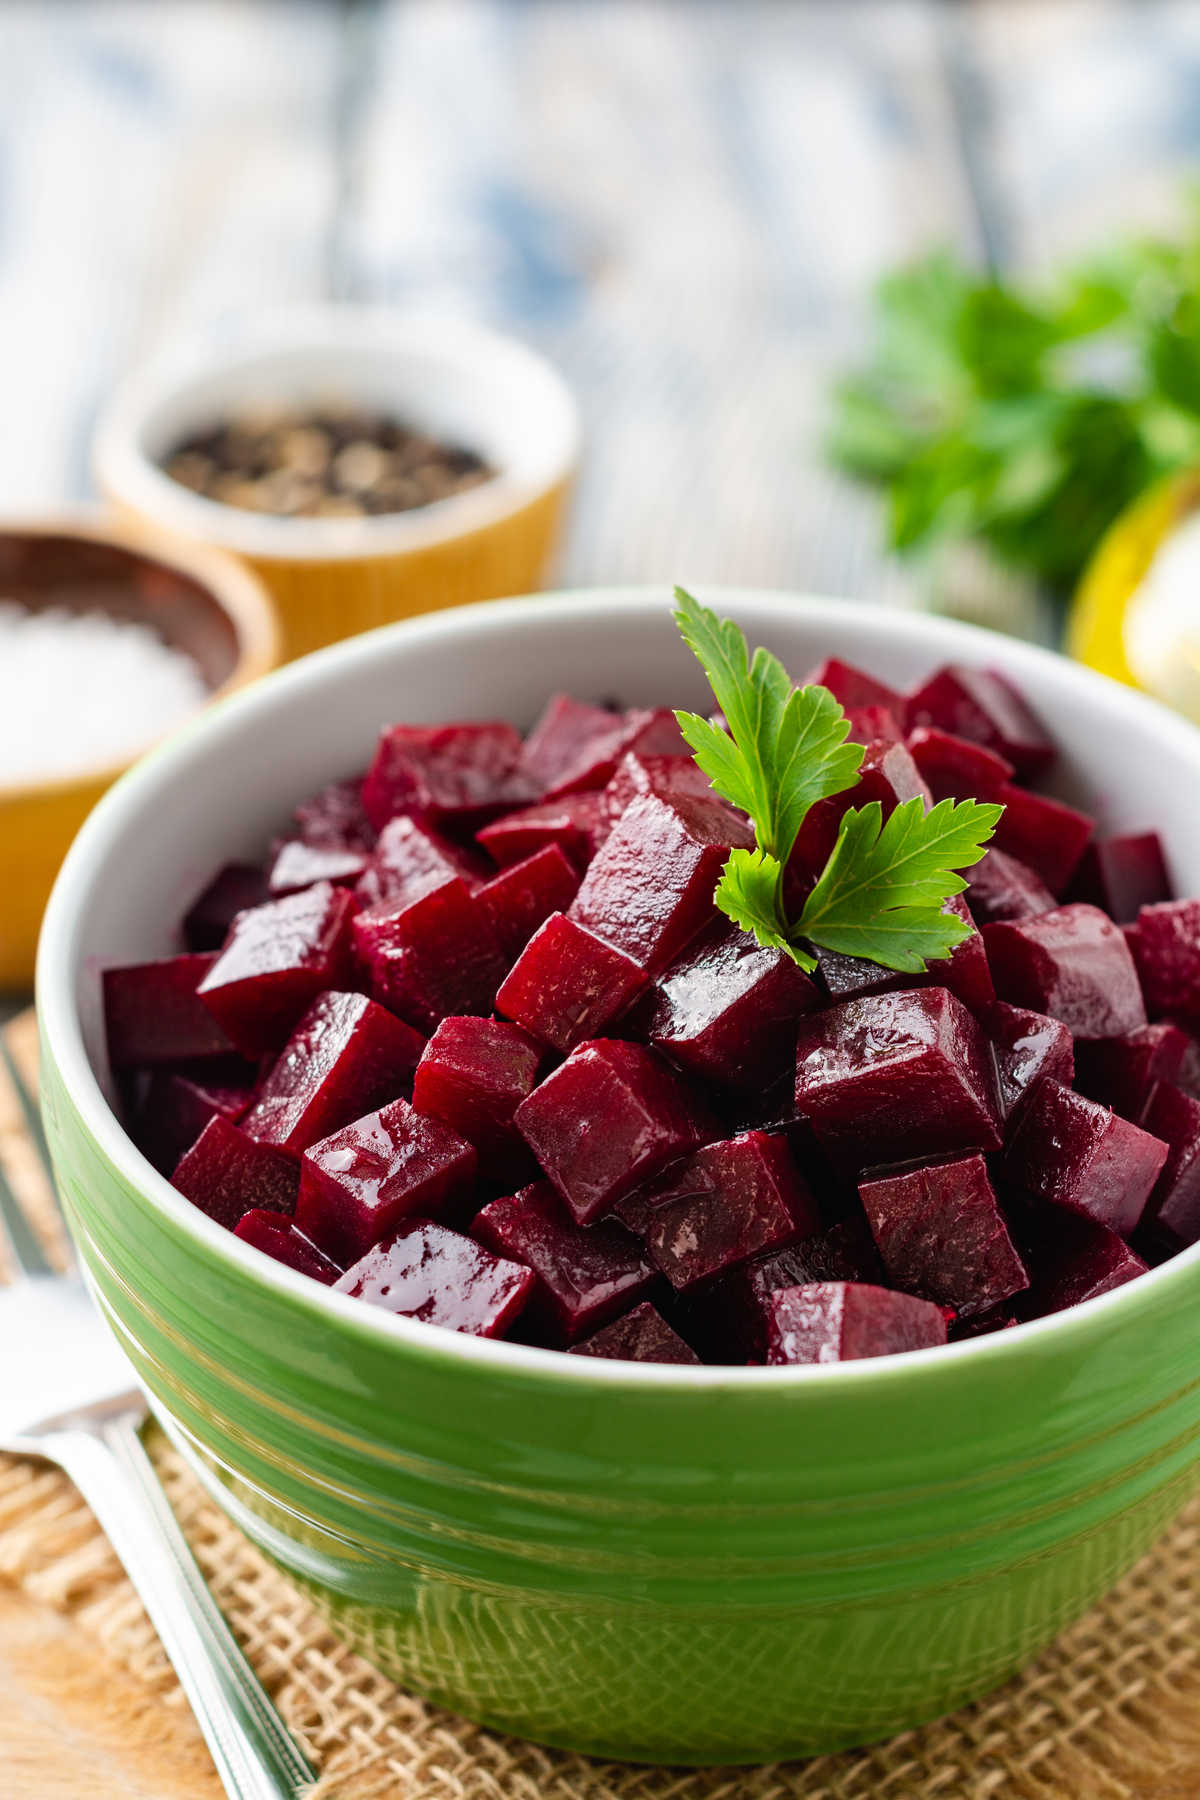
[1020,1206,1148,1316]
[804,657,903,716]
[904,665,1054,781]
[965,847,1056,926]
[353,878,508,1033]
[684,1216,884,1362]
[569,1302,700,1365]
[477,844,580,958]
[1005,1079,1167,1236]
[515,1039,707,1224]
[496,913,649,1053]
[1125,899,1200,1021]
[105,954,236,1068]
[520,693,624,793]
[991,785,1093,895]
[474,1181,656,1342]
[815,948,908,1005]
[569,791,755,975]
[859,1153,1028,1319]
[411,1016,542,1180]
[985,1002,1074,1119]
[1074,1023,1189,1120]
[172,1115,299,1231]
[793,988,1002,1167]
[131,1063,254,1174]
[842,704,903,744]
[241,991,424,1154]
[602,752,716,825]
[765,1281,948,1364]
[791,739,931,878]
[528,703,690,801]
[296,1096,477,1262]
[182,863,271,953]
[1070,832,1170,924]
[476,792,611,872]
[362,720,534,831]
[1173,1028,1200,1101]
[643,924,817,1092]
[939,894,995,1014]
[334,1218,533,1337]
[195,883,356,1058]
[292,776,376,852]
[1140,1082,1200,1249]
[983,904,1146,1040]
[626,1132,819,1291]
[355,814,488,910]
[233,1209,343,1284]
[949,1305,1020,1340]
[268,839,370,895]
[906,726,1014,802]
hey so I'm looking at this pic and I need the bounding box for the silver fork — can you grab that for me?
[0,1041,317,1800]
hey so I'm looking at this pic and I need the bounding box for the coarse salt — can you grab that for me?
[0,601,209,785]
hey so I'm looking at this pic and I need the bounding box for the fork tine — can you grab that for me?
[0,1034,54,1187]
[0,1152,53,1279]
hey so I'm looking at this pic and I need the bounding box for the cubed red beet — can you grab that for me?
[334,1218,533,1337]
[569,791,755,975]
[602,752,717,825]
[791,739,932,878]
[804,657,903,716]
[476,792,611,872]
[474,1181,657,1342]
[1125,899,1200,1021]
[515,1039,707,1224]
[195,883,356,1058]
[904,665,1054,781]
[242,991,424,1154]
[496,913,649,1053]
[182,863,271,953]
[292,776,376,852]
[1074,1023,1189,1120]
[815,948,908,1005]
[569,1302,700,1365]
[268,840,369,895]
[816,900,991,1016]
[983,904,1146,1040]
[642,924,817,1092]
[353,877,508,1033]
[965,847,1056,926]
[793,988,1002,1167]
[233,1209,343,1284]
[519,694,623,793]
[363,721,534,831]
[859,1153,1028,1319]
[765,1281,948,1364]
[1005,1079,1167,1236]
[172,1115,299,1231]
[991,785,1093,895]
[131,1064,254,1174]
[905,726,1014,802]
[477,844,581,958]
[1019,1206,1148,1316]
[1070,832,1170,924]
[1140,1082,1200,1249]
[354,814,488,910]
[985,1002,1074,1119]
[296,1096,477,1262]
[105,954,236,1068]
[412,1016,542,1179]
[682,1216,884,1362]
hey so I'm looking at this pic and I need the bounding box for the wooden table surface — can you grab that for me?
[4,2,1200,1793]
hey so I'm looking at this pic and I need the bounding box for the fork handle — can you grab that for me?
[48,1412,317,1800]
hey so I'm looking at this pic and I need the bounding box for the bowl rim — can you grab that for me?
[37,585,1200,1391]
[0,506,279,807]
[93,307,582,564]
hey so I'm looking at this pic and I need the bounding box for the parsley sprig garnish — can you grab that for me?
[672,587,1002,973]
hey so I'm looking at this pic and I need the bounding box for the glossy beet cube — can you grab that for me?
[906,726,1013,802]
[859,1153,1028,1319]
[904,665,1054,781]
[182,863,270,952]
[474,1181,656,1342]
[515,1039,706,1223]
[242,991,424,1154]
[354,878,508,1033]
[411,1015,542,1179]
[1005,1079,1167,1236]
[477,844,580,958]
[983,903,1146,1040]
[569,791,755,975]
[793,988,1002,1167]
[292,776,376,852]
[520,693,624,793]
[105,954,236,1068]
[172,1115,299,1231]
[765,1281,948,1364]
[965,847,1056,926]
[1140,1082,1200,1249]
[476,792,610,872]
[992,785,1093,896]
[195,883,355,1058]
[334,1218,533,1337]
[627,1132,819,1291]
[496,913,649,1053]
[233,1209,343,1284]
[363,720,533,831]
[985,1002,1074,1120]
[1020,1206,1148,1316]
[569,1302,700,1365]
[355,813,487,910]
[1125,899,1200,1021]
[1070,832,1170,924]
[131,1063,254,1174]
[529,703,688,800]
[791,738,931,878]
[602,752,717,825]
[1074,1023,1188,1120]
[268,839,369,895]
[643,924,817,1092]
[685,1216,884,1362]
[804,657,903,716]
[938,895,995,1014]
[297,1096,477,1262]
[842,704,903,743]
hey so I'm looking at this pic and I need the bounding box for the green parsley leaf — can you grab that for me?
[714,848,817,972]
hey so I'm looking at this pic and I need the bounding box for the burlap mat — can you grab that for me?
[4,1009,1200,1800]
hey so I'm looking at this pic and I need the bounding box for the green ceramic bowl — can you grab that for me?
[37,590,1200,1764]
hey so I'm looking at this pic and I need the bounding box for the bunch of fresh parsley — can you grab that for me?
[828,202,1200,600]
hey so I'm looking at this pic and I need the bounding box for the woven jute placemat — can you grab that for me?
[4,1009,1200,1800]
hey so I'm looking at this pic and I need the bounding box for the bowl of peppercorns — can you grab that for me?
[94,308,580,662]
